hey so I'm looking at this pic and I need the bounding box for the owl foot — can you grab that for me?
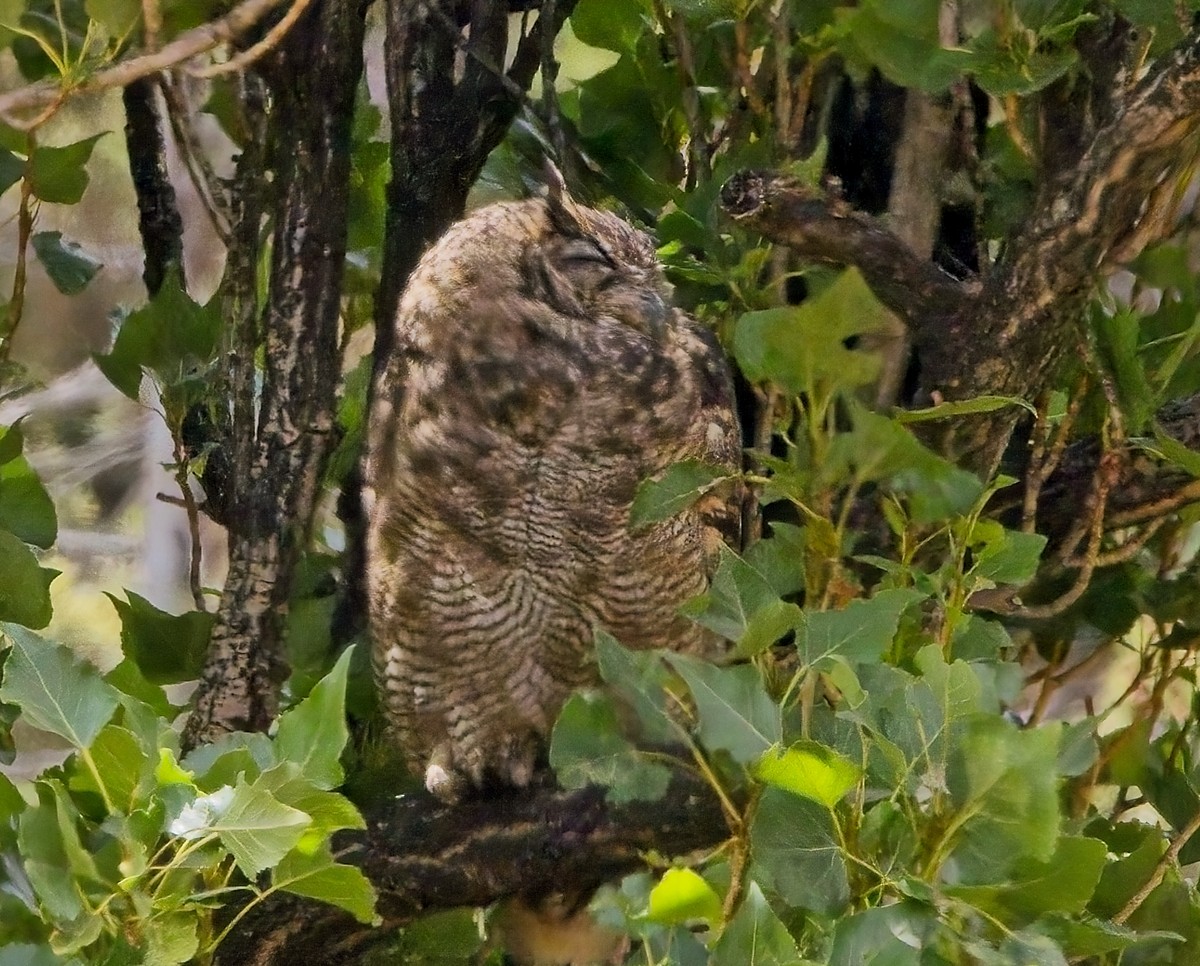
[423,730,542,803]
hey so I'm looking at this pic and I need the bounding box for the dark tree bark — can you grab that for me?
[121,78,184,297]
[184,0,367,744]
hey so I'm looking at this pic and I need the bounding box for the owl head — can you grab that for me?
[521,165,672,341]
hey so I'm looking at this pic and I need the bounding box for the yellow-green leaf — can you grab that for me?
[754,741,861,808]
[646,867,722,926]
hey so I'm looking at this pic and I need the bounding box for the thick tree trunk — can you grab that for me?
[184,0,366,744]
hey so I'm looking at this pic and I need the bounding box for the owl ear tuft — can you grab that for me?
[542,159,586,236]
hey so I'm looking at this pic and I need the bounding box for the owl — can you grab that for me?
[364,175,741,801]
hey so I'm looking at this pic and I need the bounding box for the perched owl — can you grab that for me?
[364,176,741,801]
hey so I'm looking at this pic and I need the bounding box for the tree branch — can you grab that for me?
[213,773,727,964]
[0,0,290,126]
[719,171,975,336]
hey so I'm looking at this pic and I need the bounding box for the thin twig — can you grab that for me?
[1,138,35,368]
[189,0,314,77]
[1001,449,1116,620]
[658,3,709,186]
[171,432,208,612]
[1108,476,1200,527]
[0,0,290,125]
[1027,641,1067,726]
[157,76,232,242]
[771,1,791,150]
[1112,779,1200,924]
[732,19,765,118]
[540,0,565,164]
[141,0,162,51]
[1022,375,1089,533]
[1068,517,1167,568]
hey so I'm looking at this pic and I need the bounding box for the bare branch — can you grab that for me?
[720,171,975,334]
[0,0,290,126]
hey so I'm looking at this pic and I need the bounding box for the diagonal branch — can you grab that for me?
[0,0,291,125]
[719,172,975,336]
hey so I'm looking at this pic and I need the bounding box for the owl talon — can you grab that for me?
[425,744,468,802]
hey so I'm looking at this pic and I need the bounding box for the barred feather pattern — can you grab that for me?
[364,191,741,800]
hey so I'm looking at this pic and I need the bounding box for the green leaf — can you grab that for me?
[105,657,178,719]
[1037,913,1169,958]
[570,0,651,52]
[184,731,275,790]
[93,270,222,402]
[0,530,56,627]
[274,844,379,924]
[0,946,63,966]
[1093,304,1156,433]
[84,0,138,35]
[0,421,24,465]
[646,867,722,926]
[398,908,485,959]
[681,545,783,645]
[0,623,118,747]
[666,655,781,763]
[734,268,889,393]
[1152,427,1200,478]
[967,30,1079,96]
[30,231,101,295]
[0,447,57,548]
[750,787,849,916]
[205,777,311,878]
[896,394,1036,423]
[710,881,799,966]
[68,723,148,813]
[1089,821,1168,919]
[594,629,676,743]
[1014,0,1089,30]
[836,2,974,91]
[0,147,24,198]
[828,902,933,966]
[823,407,984,523]
[630,460,732,529]
[739,598,804,657]
[743,522,806,598]
[755,741,861,808]
[795,588,923,670]
[107,591,213,685]
[28,134,104,205]
[17,779,99,922]
[142,912,199,966]
[948,835,1106,926]
[970,521,1047,585]
[274,646,353,789]
[549,691,671,803]
[947,715,1061,882]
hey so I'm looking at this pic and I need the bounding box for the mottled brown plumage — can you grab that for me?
[365,182,740,800]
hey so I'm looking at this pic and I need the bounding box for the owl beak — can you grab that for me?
[638,291,669,342]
